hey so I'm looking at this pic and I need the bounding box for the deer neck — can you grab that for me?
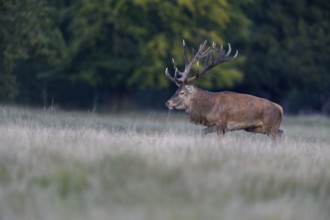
[185,88,214,126]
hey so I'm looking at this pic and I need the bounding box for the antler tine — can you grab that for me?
[199,40,210,58]
[186,42,238,83]
[212,41,216,48]
[218,45,225,56]
[183,39,189,67]
[209,41,215,63]
[225,43,232,56]
[174,68,179,79]
[175,39,210,83]
[179,40,209,79]
[172,58,176,67]
[165,68,174,82]
[172,58,183,76]
[233,50,238,59]
[219,43,239,62]
[165,68,180,86]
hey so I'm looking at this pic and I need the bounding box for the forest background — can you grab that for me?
[0,0,329,114]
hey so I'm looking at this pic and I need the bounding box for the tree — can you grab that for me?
[60,0,249,108]
[0,0,250,109]
[242,0,330,112]
[0,0,67,104]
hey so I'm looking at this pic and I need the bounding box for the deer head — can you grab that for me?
[165,40,238,110]
[165,84,196,110]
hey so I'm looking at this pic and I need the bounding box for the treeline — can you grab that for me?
[0,0,329,114]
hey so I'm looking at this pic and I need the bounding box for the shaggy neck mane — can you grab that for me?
[186,88,215,125]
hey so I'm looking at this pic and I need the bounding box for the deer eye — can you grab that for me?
[179,91,185,95]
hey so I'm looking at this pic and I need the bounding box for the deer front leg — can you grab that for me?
[202,125,225,136]
[202,125,217,136]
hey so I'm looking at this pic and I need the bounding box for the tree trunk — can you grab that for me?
[108,89,134,112]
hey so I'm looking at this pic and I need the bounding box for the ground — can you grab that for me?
[0,106,329,220]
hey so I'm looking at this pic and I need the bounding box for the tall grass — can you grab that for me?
[0,106,329,220]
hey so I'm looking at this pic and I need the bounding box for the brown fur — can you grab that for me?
[166,85,283,140]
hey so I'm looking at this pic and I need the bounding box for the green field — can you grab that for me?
[0,106,329,220]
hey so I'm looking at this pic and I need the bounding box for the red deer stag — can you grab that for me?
[165,40,283,140]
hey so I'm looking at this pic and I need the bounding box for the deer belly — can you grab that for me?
[226,120,263,131]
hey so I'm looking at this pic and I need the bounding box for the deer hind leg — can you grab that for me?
[266,119,283,141]
[268,129,283,141]
[263,109,283,141]
[245,125,284,140]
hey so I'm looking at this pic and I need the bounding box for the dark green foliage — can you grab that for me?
[63,0,247,89]
[0,0,248,108]
[242,0,330,112]
[0,73,17,100]
[0,0,68,103]
[0,0,329,113]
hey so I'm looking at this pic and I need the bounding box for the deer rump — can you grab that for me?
[185,88,283,139]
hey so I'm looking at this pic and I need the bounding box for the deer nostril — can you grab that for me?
[165,101,170,107]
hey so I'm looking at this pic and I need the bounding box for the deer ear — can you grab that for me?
[185,85,195,94]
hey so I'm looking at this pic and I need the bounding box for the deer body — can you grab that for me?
[166,85,283,139]
[164,40,283,140]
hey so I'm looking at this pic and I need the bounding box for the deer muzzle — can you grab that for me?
[165,100,174,110]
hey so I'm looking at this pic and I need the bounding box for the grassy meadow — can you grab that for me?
[0,106,329,220]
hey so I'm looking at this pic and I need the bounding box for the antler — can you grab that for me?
[165,40,238,85]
